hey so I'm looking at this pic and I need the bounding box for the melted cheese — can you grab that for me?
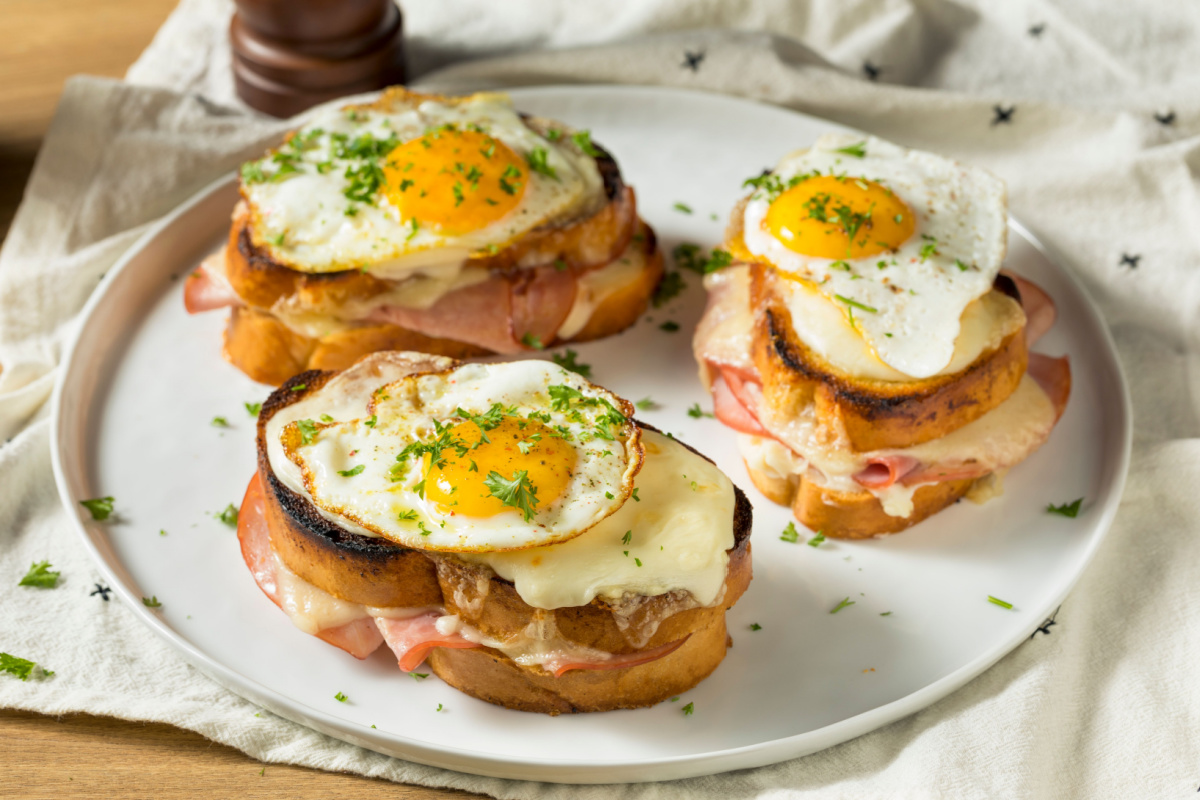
[462,430,734,609]
[555,248,648,340]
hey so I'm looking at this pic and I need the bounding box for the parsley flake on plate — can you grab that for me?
[334,691,348,702]
[244,401,262,417]
[551,349,592,378]
[749,623,762,631]
[18,561,60,589]
[830,597,856,614]
[651,272,686,308]
[211,416,229,428]
[80,496,114,521]
[987,595,1014,610]
[687,403,713,419]
[635,397,658,411]
[659,320,681,332]
[682,702,695,716]
[780,522,800,543]
[807,531,826,548]
[673,202,693,214]
[142,596,162,608]
[216,504,239,528]
[1047,498,1083,518]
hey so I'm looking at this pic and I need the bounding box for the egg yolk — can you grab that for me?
[382,128,527,236]
[424,417,576,519]
[765,175,915,259]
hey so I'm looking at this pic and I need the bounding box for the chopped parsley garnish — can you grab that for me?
[987,595,1014,610]
[834,141,868,158]
[551,349,592,378]
[521,332,545,350]
[742,171,809,201]
[919,234,939,261]
[673,202,693,214]
[411,672,429,680]
[456,403,510,434]
[632,488,640,502]
[320,414,334,422]
[290,384,307,392]
[830,260,852,272]
[1047,498,1083,518]
[635,558,643,567]
[830,597,856,614]
[659,320,680,332]
[635,397,658,411]
[80,497,114,521]
[240,162,267,184]
[686,403,713,419]
[296,419,319,445]
[406,218,420,241]
[651,271,686,307]
[622,530,632,545]
[682,702,695,716]
[605,492,614,499]
[571,130,601,157]
[142,596,162,608]
[553,258,568,271]
[417,521,433,537]
[337,465,365,478]
[545,129,562,142]
[880,611,892,617]
[749,623,762,631]
[526,146,557,179]
[955,259,970,272]
[211,416,229,428]
[807,530,826,548]
[484,469,540,521]
[673,243,733,275]
[0,653,52,681]
[396,509,418,521]
[159,529,167,536]
[19,561,60,589]
[18,560,60,590]
[216,504,239,528]
[780,522,800,543]
[244,401,262,417]
[334,691,348,702]
[364,415,378,428]
[835,295,878,313]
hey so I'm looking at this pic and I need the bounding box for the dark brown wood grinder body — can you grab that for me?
[231,0,406,117]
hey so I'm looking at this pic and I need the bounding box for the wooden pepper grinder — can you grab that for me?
[231,0,406,118]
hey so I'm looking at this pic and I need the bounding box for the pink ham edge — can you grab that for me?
[236,474,384,660]
[374,613,479,673]
[712,370,770,436]
[853,455,921,490]
[183,252,240,314]
[1026,352,1072,420]
[546,635,690,678]
[1003,271,1057,347]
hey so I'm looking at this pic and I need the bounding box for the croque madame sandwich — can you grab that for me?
[238,351,751,713]
[185,88,663,385]
[693,134,1071,538]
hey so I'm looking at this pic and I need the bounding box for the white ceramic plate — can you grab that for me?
[52,86,1130,784]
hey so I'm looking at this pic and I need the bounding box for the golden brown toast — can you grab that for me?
[254,356,752,713]
[749,262,1028,452]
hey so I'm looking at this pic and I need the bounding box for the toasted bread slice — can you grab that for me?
[750,263,1028,451]
[744,458,975,539]
[224,225,663,385]
[428,614,730,714]
[253,356,753,712]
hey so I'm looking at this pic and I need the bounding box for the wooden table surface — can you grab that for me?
[0,2,479,795]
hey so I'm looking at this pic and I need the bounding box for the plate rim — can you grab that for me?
[49,83,1133,784]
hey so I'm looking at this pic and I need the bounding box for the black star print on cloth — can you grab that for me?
[1031,606,1061,638]
[90,584,113,601]
[1154,111,1176,126]
[681,51,705,72]
[1120,253,1142,269]
[862,61,881,81]
[991,105,1015,126]
[1028,23,1046,37]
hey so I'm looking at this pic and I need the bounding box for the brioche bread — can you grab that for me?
[244,353,752,713]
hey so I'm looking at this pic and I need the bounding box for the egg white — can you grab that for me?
[282,360,643,552]
[242,93,606,279]
[742,133,1008,379]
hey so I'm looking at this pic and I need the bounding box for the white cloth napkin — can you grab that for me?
[4,1,1200,797]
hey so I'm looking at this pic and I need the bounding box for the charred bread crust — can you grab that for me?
[223,223,662,386]
[255,361,752,654]
[743,458,975,539]
[750,263,1029,452]
[427,615,729,715]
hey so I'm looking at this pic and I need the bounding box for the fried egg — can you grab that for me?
[738,133,1008,379]
[281,361,643,552]
[240,90,606,279]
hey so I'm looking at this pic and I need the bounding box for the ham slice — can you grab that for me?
[236,474,383,659]
[367,266,578,353]
[374,613,480,672]
[183,253,240,313]
[713,374,769,436]
[545,636,690,678]
[854,455,921,490]
[1003,271,1057,346]
[1027,352,1071,420]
